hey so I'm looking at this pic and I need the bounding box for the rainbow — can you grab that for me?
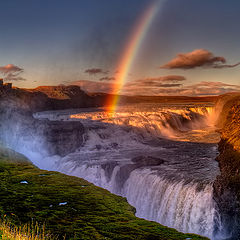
[106,1,161,113]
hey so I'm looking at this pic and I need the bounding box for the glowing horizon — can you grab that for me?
[106,1,162,113]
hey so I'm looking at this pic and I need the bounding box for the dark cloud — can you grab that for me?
[84,68,109,75]
[0,64,25,81]
[161,49,240,69]
[141,75,186,82]
[99,76,115,81]
[155,83,182,88]
[126,75,186,88]
[4,73,26,81]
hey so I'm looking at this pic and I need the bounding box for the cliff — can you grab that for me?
[0,99,84,157]
[0,85,105,113]
[213,93,240,239]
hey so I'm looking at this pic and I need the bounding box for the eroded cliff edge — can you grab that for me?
[213,93,240,239]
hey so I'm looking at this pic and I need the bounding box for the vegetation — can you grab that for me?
[0,146,208,240]
[0,220,58,240]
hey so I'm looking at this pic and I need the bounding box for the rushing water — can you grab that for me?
[4,103,223,239]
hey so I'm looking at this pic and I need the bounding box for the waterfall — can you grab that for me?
[123,169,216,239]
[1,104,222,239]
[56,160,218,239]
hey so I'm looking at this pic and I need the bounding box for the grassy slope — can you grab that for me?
[0,147,208,240]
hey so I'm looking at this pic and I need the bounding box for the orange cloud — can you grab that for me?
[161,49,240,69]
[69,79,240,97]
[122,81,240,96]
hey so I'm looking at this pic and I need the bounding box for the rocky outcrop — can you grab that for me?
[0,93,85,157]
[213,94,240,239]
[33,85,101,109]
[0,85,105,113]
[101,156,164,192]
[43,120,84,156]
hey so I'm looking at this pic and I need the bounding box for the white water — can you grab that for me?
[124,169,216,236]
[2,104,222,239]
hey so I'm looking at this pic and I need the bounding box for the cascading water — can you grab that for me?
[123,170,216,237]
[2,103,222,239]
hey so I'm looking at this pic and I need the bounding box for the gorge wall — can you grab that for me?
[213,93,240,239]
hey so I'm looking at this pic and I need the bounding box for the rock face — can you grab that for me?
[0,85,105,113]
[213,94,240,239]
[33,85,100,109]
[101,156,164,192]
[43,120,84,156]
[0,88,85,157]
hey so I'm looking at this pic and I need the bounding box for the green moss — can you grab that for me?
[0,147,208,240]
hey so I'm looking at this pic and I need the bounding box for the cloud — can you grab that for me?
[69,80,118,93]
[99,76,115,81]
[85,68,109,75]
[0,64,26,81]
[140,75,186,82]
[188,81,240,88]
[4,73,26,81]
[161,49,240,69]
[126,75,186,88]
[122,81,240,96]
[155,83,182,88]
[0,64,23,73]
[69,79,240,97]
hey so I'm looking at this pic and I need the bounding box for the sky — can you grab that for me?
[1,0,240,96]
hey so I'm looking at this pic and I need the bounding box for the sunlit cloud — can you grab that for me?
[161,49,240,69]
[0,64,26,81]
[70,78,240,97]
[122,81,240,96]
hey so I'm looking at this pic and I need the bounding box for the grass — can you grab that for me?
[0,146,208,240]
[0,220,58,240]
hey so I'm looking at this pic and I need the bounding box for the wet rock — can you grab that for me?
[101,162,118,181]
[96,144,102,150]
[114,156,165,191]
[44,120,84,156]
[132,156,164,166]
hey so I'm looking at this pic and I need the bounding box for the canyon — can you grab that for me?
[0,85,239,239]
